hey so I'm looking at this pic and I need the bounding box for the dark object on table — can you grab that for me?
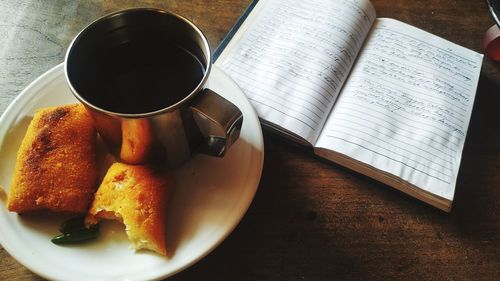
[484,0,500,60]
[487,0,500,26]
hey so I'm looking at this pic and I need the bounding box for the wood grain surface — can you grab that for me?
[0,0,499,280]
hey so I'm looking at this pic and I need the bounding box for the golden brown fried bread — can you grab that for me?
[85,163,173,256]
[7,104,98,213]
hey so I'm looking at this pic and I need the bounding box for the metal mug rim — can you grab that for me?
[64,7,213,118]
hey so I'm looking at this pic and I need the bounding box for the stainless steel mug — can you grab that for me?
[65,8,243,166]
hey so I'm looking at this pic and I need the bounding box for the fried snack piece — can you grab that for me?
[7,104,97,213]
[85,163,173,256]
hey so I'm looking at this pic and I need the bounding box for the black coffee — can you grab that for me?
[79,42,205,114]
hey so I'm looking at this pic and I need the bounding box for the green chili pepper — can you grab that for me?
[51,225,99,245]
[59,216,86,233]
[52,217,99,245]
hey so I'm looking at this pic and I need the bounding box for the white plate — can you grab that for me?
[0,64,264,281]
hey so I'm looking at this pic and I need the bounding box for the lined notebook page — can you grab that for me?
[217,0,376,144]
[315,18,483,201]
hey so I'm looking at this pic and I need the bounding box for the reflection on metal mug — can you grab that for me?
[65,8,243,167]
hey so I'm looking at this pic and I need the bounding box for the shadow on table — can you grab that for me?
[452,74,500,231]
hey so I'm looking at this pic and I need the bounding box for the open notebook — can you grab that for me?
[214,0,483,212]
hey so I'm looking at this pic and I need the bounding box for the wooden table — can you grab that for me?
[0,0,498,280]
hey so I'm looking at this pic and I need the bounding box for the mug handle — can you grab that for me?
[189,88,243,157]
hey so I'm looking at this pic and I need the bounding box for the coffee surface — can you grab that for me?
[83,42,205,114]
